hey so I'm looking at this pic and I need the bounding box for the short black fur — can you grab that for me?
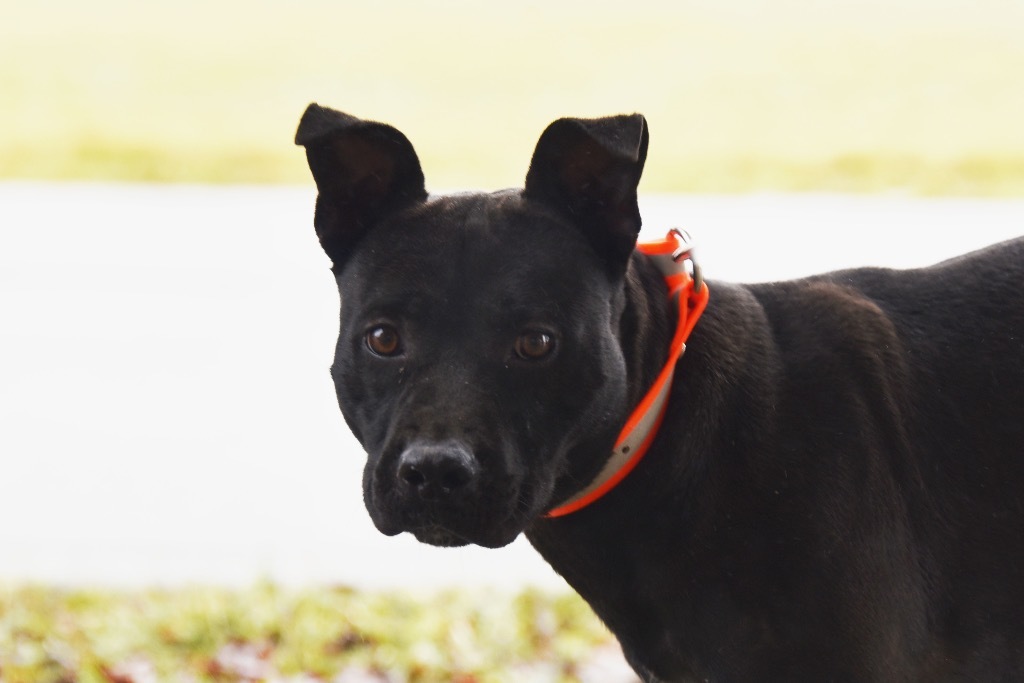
[296,103,1024,682]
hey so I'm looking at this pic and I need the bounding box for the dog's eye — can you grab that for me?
[514,330,555,360]
[366,325,402,356]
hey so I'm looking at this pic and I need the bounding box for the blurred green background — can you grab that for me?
[1,584,619,682]
[4,0,1024,193]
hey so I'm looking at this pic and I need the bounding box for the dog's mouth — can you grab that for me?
[374,515,523,549]
[364,439,552,549]
[368,480,538,549]
[408,523,471,548]
[392,508,527,549]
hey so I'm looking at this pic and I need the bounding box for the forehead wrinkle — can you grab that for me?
[381,196,503,328]
[346,191,605,329]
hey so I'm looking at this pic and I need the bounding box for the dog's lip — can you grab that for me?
[409,523,471,548]
[367,497,507,547]
[403,513,525,549]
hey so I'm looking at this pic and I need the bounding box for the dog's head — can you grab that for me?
[296,105,649,547]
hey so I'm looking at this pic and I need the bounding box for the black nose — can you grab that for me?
[397,441,479,501]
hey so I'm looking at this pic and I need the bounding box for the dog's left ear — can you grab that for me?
[295,103,427,265]
[524,114,649,273]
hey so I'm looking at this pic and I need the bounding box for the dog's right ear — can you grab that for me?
[295,104,427,264]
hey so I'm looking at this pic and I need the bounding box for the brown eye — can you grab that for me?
[366,325,402,356]
[515,330,555,360]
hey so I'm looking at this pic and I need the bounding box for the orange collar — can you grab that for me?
[545,229,710,518]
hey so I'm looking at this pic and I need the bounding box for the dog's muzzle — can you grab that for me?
[380,440,490,546]
[368,438,534,548]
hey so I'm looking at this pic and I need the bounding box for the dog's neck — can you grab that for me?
[545,232,709,518]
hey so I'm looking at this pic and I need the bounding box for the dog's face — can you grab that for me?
[296,105,649,547]
[331,194,629,547]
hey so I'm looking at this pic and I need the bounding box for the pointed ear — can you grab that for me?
[524,114,649,272]
[295,103,427,264]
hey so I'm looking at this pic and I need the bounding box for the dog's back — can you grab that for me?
[743,237,1024,677]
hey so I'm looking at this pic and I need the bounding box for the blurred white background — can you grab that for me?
[1,182,1021,588]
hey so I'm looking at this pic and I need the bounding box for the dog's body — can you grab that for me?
[296,104,1024,681]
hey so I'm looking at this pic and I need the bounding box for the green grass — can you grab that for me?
[3,0,1024,193]
[0,583,617,682]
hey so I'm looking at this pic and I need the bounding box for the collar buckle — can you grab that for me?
[669,227,704,294]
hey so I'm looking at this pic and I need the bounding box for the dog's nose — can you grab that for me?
[396,441,479,501]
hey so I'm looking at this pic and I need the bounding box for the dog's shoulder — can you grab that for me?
[741,273,901,379]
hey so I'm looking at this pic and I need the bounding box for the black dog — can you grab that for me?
[296,103,1024,682]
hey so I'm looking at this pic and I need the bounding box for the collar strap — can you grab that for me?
[545,229,710,518]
